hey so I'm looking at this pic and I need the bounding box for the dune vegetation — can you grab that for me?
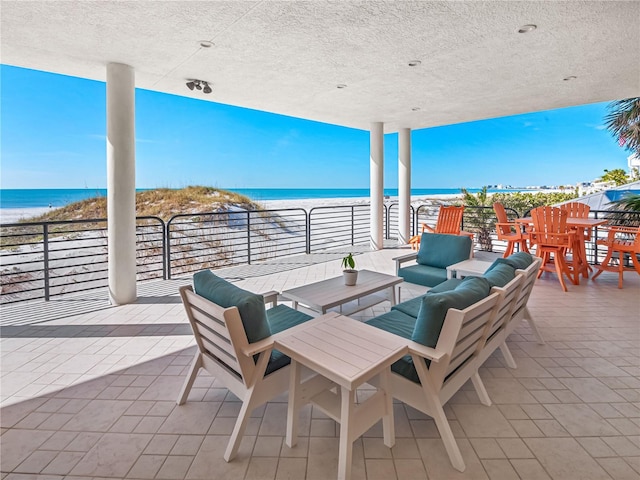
[24,186,264,222]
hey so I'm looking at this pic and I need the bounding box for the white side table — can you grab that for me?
[446,258,493,279]
[274,312,408,480]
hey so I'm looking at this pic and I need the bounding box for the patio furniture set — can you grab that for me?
[415,201,640,291]
[177,232,545,479]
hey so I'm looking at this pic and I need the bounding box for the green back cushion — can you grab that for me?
[427,278,463,293]
[193,270,271,344]
[483,262,516,288]
[416,233,472,269]
[411,277,491,348]
[488,251,533,272]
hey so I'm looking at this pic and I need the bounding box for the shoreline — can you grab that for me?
[0,189,563,224]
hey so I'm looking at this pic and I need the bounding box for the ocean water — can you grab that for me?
[0,187,510,209]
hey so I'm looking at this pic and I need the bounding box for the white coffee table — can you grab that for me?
[446,258,493,279]
[274,312,408,480]
[280,269,403,316]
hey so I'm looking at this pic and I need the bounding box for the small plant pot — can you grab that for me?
[343,269,358,286]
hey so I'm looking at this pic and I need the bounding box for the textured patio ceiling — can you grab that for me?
[1,1,638,132]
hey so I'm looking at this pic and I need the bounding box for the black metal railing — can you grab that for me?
[166,209,308,278]
[0,216,165,304]
[2,205,639,304]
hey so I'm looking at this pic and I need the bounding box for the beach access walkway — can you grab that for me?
[1,247,638,480]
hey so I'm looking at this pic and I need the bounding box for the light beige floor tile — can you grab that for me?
[156,455,194,480]
[417,438,489,480]
[482,459,519,480]
[0,429,55,472]
[185,435,254,479]
[524,438,610,480]
[69,433,152,477]
[244,457,278,480]
[364,459,397,480]
[157,402,220,435]
[126,454,165,479]
[496,438,534,459]
[275,457,307,480]
[470,438,506,459]
[510,459,552,480]
[597,457,639,480]
[451,404,518,438]
[394,458,428,480]
[544,404,621,437]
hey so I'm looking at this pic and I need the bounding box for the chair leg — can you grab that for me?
[177,353,202,405]
[471,371,492,406]
[499,343,518,368]
[618,254,625,289]
[552,252,568,291]
[521,239,530,254]
[524,307,545,345]
[429,395,465,472]
[631,252,640,275]
[592,248,614,281]
[224,388,257,462]
[504,241,514,258]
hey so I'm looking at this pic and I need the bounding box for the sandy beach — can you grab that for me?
[0,207,50,224]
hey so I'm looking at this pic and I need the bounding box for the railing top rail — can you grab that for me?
[308,204,370,214]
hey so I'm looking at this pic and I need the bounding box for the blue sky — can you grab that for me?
[0,64,631,190]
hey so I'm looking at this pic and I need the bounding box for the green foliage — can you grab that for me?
[490,191,578,217]
[461,186,494,251]
[601,168,632,186]
[341,253,356,270]
[607,193,640,226]
[605,97,640,155]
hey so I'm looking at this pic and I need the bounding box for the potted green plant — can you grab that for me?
[341,253,358,286]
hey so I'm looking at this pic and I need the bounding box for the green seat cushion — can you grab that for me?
[366,311,424,383]
[392,295,426,318]
[416,233,472,269]
[411,277,491,348]
[427,278,463,293]
[398,264,448,287]
[193,270,271,344]
[483,262,516,288]
[264,305,313,375]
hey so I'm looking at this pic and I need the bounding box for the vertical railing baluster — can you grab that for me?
[247,212,252,264]
[43,224,50,301]
[351,206,355,246]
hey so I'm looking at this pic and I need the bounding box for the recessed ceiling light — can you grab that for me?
[411,107,421,111]
[408,60,421,67]
[336,84,347,89]
[563,75,577,81]
[518,24,537,33]
[198,40,214,48]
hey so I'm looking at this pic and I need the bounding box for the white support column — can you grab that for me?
[107,63,137,305]
[398,128,412,244]
[370,122,384,250]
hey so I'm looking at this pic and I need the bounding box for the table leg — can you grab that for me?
[292,300,298,310]
[286,360,300,448]
[379,370,395,448]
[338,387,355,480]
[388,286,397,306]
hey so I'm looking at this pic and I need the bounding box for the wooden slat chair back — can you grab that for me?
[530,206,575,291]
[561,201,590,218]
[478,257,544,370]
[493,202,530,257]
[504,257,545,344]
[178,286,291,462]
[423,205,464,235]
[384,291,502,472]
[592,225,640,288]
[561,201,593,241]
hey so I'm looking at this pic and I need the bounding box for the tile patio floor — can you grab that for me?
[1,247,639,480]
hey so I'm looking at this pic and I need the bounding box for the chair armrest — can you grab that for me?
[407,341,446,363]
[393,251,418,274]
[422,223,435,233]
[261,290,279,307]
[242,337,275,356]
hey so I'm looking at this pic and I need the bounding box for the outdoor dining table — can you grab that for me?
[515,217,608,284]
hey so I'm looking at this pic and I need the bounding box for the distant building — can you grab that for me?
[564,180,640,211]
